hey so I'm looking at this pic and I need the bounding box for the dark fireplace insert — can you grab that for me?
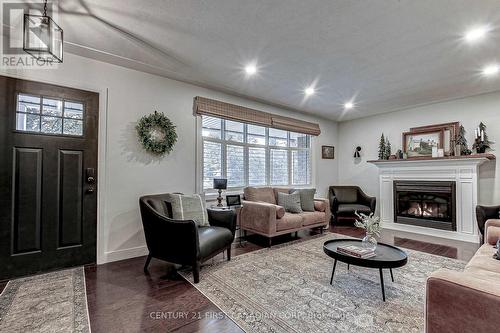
[393,181,456,231]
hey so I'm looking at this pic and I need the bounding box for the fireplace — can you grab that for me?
[393,181,456,231]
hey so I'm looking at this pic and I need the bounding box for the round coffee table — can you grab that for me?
[323,239,408,301]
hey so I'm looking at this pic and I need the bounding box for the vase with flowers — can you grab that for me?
[355,212,382,251]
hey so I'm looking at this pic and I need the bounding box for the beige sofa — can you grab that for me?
[239,187,330,246]
[426,219,500,333]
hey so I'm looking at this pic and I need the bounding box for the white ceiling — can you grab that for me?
[52,0,500,120]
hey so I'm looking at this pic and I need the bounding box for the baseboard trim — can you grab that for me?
[103,245,148,264]
[383,222,479,243]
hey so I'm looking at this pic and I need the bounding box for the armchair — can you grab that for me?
[139,194,236,283]
[476,204,500,244]
[329,185,376,224]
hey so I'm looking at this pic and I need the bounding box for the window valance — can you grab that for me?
[193,96,321,136]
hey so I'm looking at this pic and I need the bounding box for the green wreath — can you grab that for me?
[136,111,177,156]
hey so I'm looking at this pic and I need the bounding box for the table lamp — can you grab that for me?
[213,178,227,207]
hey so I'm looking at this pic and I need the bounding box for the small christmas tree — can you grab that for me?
[472,122,494,153]
[456,125,471,155]
[378,134,386,160]
[385,140,392,159]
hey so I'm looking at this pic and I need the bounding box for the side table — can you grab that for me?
[208,206,243,247]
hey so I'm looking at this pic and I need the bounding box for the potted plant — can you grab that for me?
[355,212,382,251]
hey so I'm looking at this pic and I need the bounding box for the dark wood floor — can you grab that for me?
[84,225,479,333]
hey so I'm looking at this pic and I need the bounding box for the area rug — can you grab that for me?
[181,233,466,333]
[0,267,90,333]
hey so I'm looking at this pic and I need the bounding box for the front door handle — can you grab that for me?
[86,168,96,193]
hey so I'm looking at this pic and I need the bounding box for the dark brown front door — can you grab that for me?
[0,76,99,280]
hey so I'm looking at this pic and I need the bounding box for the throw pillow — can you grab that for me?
[292,188,316,211]
[164,193,209,227]
[277,192,303,213]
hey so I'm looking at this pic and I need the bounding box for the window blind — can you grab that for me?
[193,96,321,136]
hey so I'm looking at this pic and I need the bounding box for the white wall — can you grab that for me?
[337,91,500,214]
[1,53,339,264]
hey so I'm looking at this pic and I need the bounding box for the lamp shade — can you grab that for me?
[213,178,227,190]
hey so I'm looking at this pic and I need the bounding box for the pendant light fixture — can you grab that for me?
[23,0,63,63]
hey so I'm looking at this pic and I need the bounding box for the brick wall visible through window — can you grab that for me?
[201,116,312,191]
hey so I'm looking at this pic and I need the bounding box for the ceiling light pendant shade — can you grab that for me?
[23,0,63,63]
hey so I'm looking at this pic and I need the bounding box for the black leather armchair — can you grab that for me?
[476,204,500,244]
[139,194,236,283]
[329,185,376,224]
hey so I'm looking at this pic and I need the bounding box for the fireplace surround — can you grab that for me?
[393,181,456,231]
[369,156,493,243]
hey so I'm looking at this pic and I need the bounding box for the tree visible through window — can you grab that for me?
[201,116,312,191]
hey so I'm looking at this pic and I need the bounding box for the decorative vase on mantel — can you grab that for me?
[355,212,382,252]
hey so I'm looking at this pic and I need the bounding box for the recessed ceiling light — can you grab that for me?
[482,64,499,76]
[344,102,354,110]
[464,25,489,43]
[304,86,315,96]
[244,64,257,75]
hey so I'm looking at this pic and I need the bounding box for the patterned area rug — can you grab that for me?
[0,267,90,333]
[181,233,466,333]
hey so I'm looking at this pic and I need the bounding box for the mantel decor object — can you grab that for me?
[472,122,494,154]
[136,111,177,156]
[23,0,63,63]
[213,178,227,207]
[403,129,444,158]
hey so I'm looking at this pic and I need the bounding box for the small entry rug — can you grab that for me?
[0,267,90,333]
[181,233,466,333]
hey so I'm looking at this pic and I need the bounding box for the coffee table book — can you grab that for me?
[337,245,376,258]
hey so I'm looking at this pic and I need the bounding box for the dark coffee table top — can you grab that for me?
[323,239,408,269]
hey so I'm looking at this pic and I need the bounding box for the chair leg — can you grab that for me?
[268,237,272,248]
[143,254,152,273]
[193,261,200,284]
[226,247,231,261]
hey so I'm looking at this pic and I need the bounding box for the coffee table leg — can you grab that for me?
[390,268,394,282]
[379,268,386,302]
[347,264,350,271]
[330,259,337,285]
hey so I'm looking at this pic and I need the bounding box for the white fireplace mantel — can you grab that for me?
[369,157,492,243]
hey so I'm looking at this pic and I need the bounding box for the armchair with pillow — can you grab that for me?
[139,193,236,283]
[239,187,330,247]
[329,185,376,224]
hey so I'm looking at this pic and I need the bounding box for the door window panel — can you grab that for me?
[42,98,63,117]
[16,94,84,136]
[64,101,84,119]
[41,116,63,134]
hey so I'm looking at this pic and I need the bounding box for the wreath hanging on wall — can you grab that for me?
[136,111,177,156]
